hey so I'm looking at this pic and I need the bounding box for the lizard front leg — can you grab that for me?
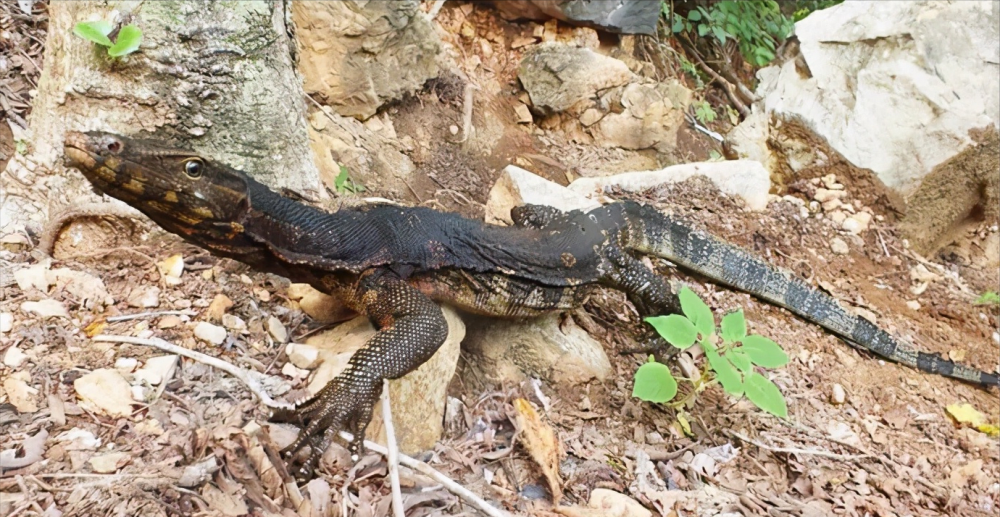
[273,269,449,479]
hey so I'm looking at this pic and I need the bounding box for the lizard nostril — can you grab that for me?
[106,140,122,153]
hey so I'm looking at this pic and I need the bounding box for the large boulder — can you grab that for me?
[488,0,661,35]
[292,1,441,120]
[744,1,999,253]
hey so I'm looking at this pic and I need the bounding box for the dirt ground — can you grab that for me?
[2,2,999,517]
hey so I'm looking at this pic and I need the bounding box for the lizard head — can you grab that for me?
[64,131,253,250]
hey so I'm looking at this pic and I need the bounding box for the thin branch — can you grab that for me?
[726,430,871,461]
[106,310,198,323]
[381,380,405,517]
[683,42,751,118]
[91,334,293,410]
[339,430,511,517]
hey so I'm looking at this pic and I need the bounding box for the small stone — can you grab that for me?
[206,294,233,321]
[89,452,128,473]
[842,217,862,235]
[267,316,288,343]
[829,210,847,225]
[74,369,134,417]
[131,385,148,402]
[194,322,227,346]
[21,299,70,319]
[3,347,28,368]
[0,312,12,332]
[281,362,308,379]
[239,274,253,285]
[905,300,921,311]
[201,269,214,280]
[134,355,178,386]
[830,237,849,255]
[157,254,184,279]
[127,287,160,309]
[645,431,665,445]
[285,343,320,369]
[114,357,138,373]
[157,315,182,329]
[578,108,604,127]
[254,287,271,302]
[449,125,459,135]
[993,332,999,345]
[830,384,846,405]
[821,198,842,212]
[510,36,536,49]
[514,103,533,124]
[853,211,872,227]
[813,188,846,203]
[222,314,247,331]
[808,200,820,213]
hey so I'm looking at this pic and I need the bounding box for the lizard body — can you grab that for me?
[63,131,998,478]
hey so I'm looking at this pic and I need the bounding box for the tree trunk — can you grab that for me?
[1,0,322,249]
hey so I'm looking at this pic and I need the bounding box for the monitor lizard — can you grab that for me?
[62,131,999,478]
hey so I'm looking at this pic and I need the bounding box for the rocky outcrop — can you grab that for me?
[292,1,441,121]
[738,1,999,253]
[569,160,772,211]
[489,0,661,35]
[518,43,691,153]
[485,165,600,225]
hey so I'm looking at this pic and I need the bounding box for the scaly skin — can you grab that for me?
[63,131,999,478]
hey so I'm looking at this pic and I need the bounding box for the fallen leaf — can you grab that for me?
[513,398,563,504]
[3,375,39,413]
[74,369,135,417]
[84,319,106,337]
[946,403,1000,437]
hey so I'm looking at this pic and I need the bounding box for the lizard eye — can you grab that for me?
[184,159,204,179]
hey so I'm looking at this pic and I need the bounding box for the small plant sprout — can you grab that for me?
[334,165,365,194]
[74,20,143,58]
[632,286,790,418]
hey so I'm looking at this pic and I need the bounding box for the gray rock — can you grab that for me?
[485,165,600,226]
[519,43,635,115]
[462,313,611,385]
[490,0,661,35]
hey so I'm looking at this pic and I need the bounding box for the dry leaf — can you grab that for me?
[946,403,1000,437]
[84,319,106,337]
[513,397,563,504]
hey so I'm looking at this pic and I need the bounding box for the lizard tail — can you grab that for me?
[621,202,999,388]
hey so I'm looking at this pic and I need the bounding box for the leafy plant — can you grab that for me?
[974,291,1000,307]
[693,100,716,125]
[664,1,794,67]
[73,20,143,58]
[786,0,844,22]
[633,286,790,418]
[334,165,365,194]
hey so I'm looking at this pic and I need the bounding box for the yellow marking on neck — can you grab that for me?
[121,178,145,194]
[163,191,179,203]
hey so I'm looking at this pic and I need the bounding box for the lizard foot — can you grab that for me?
[271,376,379,480]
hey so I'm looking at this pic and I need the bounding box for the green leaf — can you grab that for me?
[711,26,726,44]
[632,360,678,403]
[726,348,753,373]
[678,287,715,337]
[672,17,685,33]
[697,24,709,37]
[108,24,143,57]
[720,310,746,343]
[73,20,113,47]
[335,165,349,190]
[975,291,1000,306]
[687,9,702,21]
[704,345,743,396]
[645,314,698,349]
[741,335,788,368]
[744,372,788,418]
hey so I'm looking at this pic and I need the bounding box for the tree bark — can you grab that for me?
[1,0,322,243]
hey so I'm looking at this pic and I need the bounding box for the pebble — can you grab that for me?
[0,312,12,332]
[449,125,459,135]
[21,299,69,319]
[281,362,308,379]
[830,237,849,255]
[127,287,160,309]
[158,315,183,329]
[842,217,862,235]
[993,332,999,345]
[267,316,288,343]
[222,314,247,331]
[285,343,320,369]
[814,188,846,203]
[193,322,227,346]
[829,210,847,225]
[3,347,28,368]
[821,199,842,212]
[830,384,846,405]
[905,300,921,311]
[114,357,138,372]
[645,432,665,445]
